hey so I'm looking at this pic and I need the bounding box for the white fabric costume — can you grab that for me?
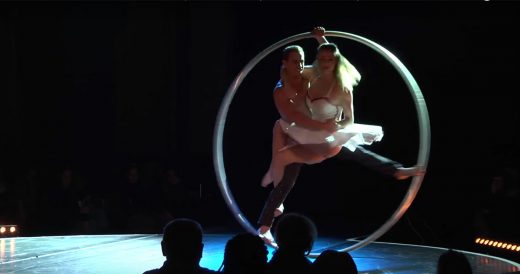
[279,85,383,152]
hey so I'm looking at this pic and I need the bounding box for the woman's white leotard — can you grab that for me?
[261,80,383,187]
[279,85,383,152]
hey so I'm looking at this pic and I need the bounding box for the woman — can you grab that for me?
[291,33,423,179]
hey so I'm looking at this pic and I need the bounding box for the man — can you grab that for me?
[143,218,217,274]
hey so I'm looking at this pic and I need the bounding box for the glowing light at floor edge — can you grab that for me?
[475,237,520,252]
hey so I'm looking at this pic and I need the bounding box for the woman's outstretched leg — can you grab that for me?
[335,146,424,179]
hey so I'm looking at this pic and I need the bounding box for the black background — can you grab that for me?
[1,1,519,258]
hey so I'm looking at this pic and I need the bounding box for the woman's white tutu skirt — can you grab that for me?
[278,119,384,152]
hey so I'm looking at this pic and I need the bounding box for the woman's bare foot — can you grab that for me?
[394,166,425,180]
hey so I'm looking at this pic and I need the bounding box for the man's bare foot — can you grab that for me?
[258,225,278,248]
[274,203,284,218]
[394,166,425,180]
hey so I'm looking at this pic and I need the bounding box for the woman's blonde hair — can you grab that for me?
[313,43,361,92]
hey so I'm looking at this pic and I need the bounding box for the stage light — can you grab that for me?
[0,225,18,237]
[475,237,520,253]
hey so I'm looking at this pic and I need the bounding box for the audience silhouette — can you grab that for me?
[312,249,358,274]
[436,249,473,274]
[45,167,83,234]
[219,232,268,274]
[143,218,217,274]
[266,213,317,274]
[158,166,198,221]
[111,165,159,233]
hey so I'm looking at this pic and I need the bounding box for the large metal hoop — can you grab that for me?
[213,31,430,254]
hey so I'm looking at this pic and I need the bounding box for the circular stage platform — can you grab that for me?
[1,234,518,273]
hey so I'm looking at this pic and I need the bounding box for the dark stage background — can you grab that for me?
[1,1,519,259]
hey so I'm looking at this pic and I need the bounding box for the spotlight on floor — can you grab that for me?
[0,225,18,237]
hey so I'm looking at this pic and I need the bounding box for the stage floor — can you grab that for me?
[1,234,519,273]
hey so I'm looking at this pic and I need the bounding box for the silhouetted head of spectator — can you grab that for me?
[436,249,473,274]
[313,249,358,274]
[220,232,268,274]
[161,218,204,266]
[274,213,317,255]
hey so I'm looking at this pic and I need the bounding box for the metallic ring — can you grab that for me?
[213,31,430,253]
